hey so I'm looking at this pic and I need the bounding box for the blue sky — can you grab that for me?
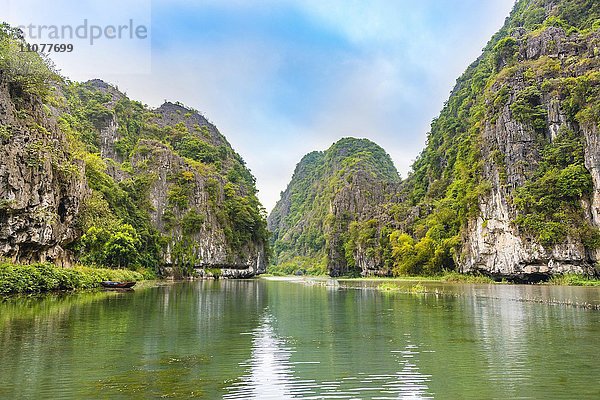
[2,0,516,211]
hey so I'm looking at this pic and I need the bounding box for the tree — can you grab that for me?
[0,23,59,98]
[78,224,141,269]
[103,225,142,269]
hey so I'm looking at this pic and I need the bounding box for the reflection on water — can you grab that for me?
[0,280,599,399]
[226,310,434,400]
[226,312,296,399]
[475,290,532,397]
[389,343,433,399]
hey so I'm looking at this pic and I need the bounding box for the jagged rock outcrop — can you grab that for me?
[0,74,88,265]
[461,21,600,280]
[68,81,268,277]
[268,138,400,276]
[0,37,268,277]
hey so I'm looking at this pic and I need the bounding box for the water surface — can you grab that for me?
[1,279,599,399]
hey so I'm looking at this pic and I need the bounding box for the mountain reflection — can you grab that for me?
[1,281,597,398]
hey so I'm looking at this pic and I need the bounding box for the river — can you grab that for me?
[1,278,599,399]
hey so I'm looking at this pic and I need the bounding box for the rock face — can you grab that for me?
[67,81,268,277]
[269,0,600,280]
[0,74,88,265]
[268,138,400,276]
[400,0,600,280]
[461,23,600,280]
[129,138,265,277]
[0,49,268,276]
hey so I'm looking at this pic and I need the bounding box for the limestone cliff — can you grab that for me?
[0,70,88,265]
[62,80,268,277]
[395,0,600,280]
[269,0,600,280]
[462,24,600,279]
[0,28,268,277]
[267,138,400,276]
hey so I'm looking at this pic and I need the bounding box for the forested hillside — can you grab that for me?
[268,138,400,276]
[0,24,268,277]
[269,0,600,280]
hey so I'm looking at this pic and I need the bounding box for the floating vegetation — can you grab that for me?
[441,271,495,284]
[377,282,444,295]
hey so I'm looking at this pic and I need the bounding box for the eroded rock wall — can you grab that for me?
[0,76,88,265]
[461,28,600,279]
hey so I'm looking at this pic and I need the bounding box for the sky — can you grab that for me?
[2,0,516,211]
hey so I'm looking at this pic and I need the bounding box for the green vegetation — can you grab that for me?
[268,138,401,276]
[74,153,162,271]
[342,271,494,284]
[0,23,59,99]
[267,255,328,276]
[547,274,600,286]
[509,86,547,131]
[514,128,599,247]
[441,271,495,284]
[377,282,433,294]
[493,37,519,70]
[77,224,143,269]
[0,262,144,295]
[510,0,599,33]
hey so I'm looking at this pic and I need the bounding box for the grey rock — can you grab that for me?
[0,75,89,265]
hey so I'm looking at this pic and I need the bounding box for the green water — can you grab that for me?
[1,279,599,399]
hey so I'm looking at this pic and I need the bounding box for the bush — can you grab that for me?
[510,86,547,131]
[547,274,600,286]
[78,224,142,269]
[267,255,327,276]
[0,262,144,295]
[0,24,60,98]
[182,210,205,234]
[493,37,519,71]
[514,129,597,247]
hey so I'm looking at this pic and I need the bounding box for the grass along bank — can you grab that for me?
[339,271,495,284]
[546,274,600,287]
[0,262,148,295]
[265,270,600,287]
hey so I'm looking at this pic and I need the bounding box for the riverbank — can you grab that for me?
[261,271,600,287]
[0,262,149,296]
[262,271,494,284]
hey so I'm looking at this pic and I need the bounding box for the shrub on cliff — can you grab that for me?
[77,224,143,269]
[514,129,598,247]
[0,23,59,98]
